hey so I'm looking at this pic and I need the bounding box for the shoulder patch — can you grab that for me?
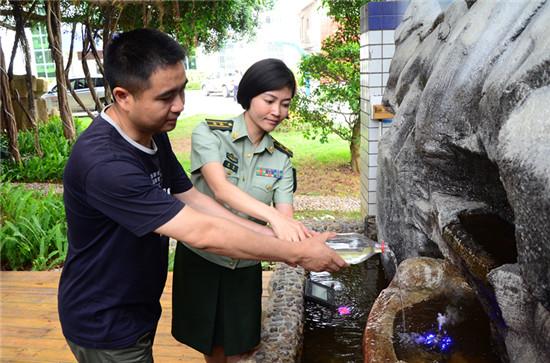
[273,139,293,158]
[206,119,233,131]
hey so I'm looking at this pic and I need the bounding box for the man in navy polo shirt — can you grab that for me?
[58,28,346,362]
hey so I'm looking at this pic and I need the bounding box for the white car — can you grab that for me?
[42,77,106,113]
[201,71,239,97]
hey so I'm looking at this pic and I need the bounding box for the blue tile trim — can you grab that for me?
[368,17,382,31]
[368,2,385,16]
[367,1,409,30]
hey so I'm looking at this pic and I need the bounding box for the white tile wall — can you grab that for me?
[368,73,382,88]
[368,165,377,179]
[368,178,377,191]
[368,191,377,205]
[369,45,382,59]
[368,153,378,167]
[370,95,383,106]
[369,30,382,44]
[361,25,397,217]
[361,73,369,86]
[383,59,392,73]
[361,86,369,99]
[360,32,368,45]
[383,73,389,86]
[382,30,395,44]
[367,59,382,73]
[369,87,383,98]
[360,45,369,60]
[382,44,395,58]
[368,141,379,154]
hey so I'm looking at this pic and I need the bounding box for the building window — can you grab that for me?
[31,24,56,79]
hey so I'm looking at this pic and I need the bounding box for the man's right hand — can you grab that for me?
[294,232,348,272]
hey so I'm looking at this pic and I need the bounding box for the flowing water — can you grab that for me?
[301,255,387,363]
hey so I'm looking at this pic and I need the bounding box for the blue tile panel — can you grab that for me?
[367,1,409,30]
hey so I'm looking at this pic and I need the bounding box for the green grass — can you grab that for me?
[270,131,349,167]
[74,116,92,128]
[170,113,232,139]
[169,113,236,172]
[168,114,350,171]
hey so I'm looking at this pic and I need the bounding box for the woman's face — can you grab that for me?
[246,87,293,134]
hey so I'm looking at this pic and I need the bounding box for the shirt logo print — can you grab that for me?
[150,171,162,186]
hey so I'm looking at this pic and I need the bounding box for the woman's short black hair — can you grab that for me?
[104,28,186,95]
[236,58,296,110]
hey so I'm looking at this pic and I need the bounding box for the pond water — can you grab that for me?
[301,256,387,363]
[393,295,502,363]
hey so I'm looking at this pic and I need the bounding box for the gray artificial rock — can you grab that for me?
[377,0,550,361]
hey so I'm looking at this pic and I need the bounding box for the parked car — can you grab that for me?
[42,77,106,113]
[201,71,240,97]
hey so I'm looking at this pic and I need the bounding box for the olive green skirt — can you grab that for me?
[171,243,262,356]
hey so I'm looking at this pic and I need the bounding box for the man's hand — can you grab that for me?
[294,232,348,272]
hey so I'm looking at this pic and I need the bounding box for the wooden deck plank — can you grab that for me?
[0,270,272,362]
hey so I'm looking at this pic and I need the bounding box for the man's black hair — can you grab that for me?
[104,28,186,95]
[236,58,296,110]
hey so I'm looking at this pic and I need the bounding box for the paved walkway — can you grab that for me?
[0,271,273,362]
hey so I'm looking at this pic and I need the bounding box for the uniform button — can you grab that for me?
[241,177,245,182]
[247,153,252,158]
[266,185,272,191]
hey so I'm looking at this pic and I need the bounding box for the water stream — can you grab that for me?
[301,254,387,362]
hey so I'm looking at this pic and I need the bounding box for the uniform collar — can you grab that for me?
[231,113,275,154]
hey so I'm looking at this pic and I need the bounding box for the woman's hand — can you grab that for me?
[268,209,313,242]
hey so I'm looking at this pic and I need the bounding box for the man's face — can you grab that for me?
[127,62,187,134]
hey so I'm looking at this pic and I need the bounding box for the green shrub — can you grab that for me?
[0,183,67,270]
[0,117,85,182]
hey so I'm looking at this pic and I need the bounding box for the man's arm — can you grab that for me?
[155,194,346,272]
[173,186,274,236]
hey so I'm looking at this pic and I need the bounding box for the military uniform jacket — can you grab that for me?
[184,113,295,269]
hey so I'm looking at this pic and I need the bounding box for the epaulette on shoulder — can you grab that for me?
[206,119,233,131]
[273,139,293,158]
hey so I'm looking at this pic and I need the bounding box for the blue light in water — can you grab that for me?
[438,335,453,352]
[415,330,453,353]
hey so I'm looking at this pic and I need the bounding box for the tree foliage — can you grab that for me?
[291,0,368,172]
[0,0,271,157]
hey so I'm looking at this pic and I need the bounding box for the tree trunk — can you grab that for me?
[45,0,75,141]
[0,35,21,163]
[81,26,102,111]
[11,0,43,157]
[350,118,361,173]
[101,4,117,104]
[156,0,164,32]
[65,23,95,118]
